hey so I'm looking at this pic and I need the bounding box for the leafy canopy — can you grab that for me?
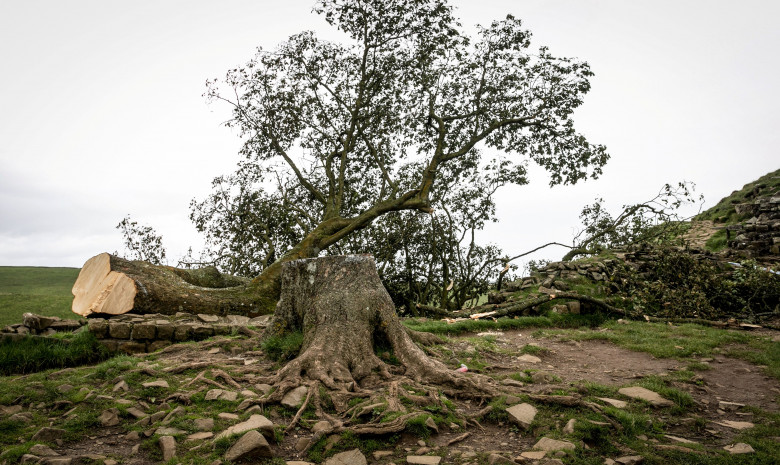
[204,0,608,246]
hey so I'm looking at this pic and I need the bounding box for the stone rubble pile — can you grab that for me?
[1,313,85,338]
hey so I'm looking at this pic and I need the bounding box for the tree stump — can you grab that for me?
[263,255,495,403]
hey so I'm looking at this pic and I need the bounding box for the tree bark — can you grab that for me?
[71,253,265,317]
[262,255,495,399]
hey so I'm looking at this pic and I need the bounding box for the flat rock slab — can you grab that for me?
[713,420,755,430]
[519,451,547,460]
[142,380,169,389]
[216,414,274,440]
[323,449,367,465]
[506,403,537,430]
[518,354,542,364]
[281,386,309,409]
[615,456,644,465]
[533,437,576,452]
[406,456,442,465]
[597,397,627,408]
[187,432,214,441]
[225,430,272,461]
[618,387,673,407]
[205,389,238,401]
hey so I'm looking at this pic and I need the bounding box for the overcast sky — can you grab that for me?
[1,0,778,269]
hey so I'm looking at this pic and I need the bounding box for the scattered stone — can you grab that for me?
[255,383,273,395]
[245,405,263,415]
[126,407,146,419]
[425,416,439,434]
[150,411,167,423]
[615,456,644,465]
[324,449,367,465]
[713,420,755,430]
[518,354,542,364]
[519,451,546,460]
[32,427,66,442]
[405,456,441,465]
[618,387,673,407]
[162,406,185,424]
[98,409,120,427]
[225,430,272,461]
[187,432,214,441]
[533,437,576,452]
[597,397,627,409]
[724,443,755,454]
[195,418,215,431]
[112,380,129,392]
[719,401,745,411]
[281,385,309,408]
[286,462,315,465]
[0,404,23,416]
[488,453,513,464]
[664,435,697,444]
[142,380,169,389]
[296,437,311,451]
[205,389,238,401]
[501,378,524,388]
[312,420,333,434]
[39,458,72,465]
[563,418,576,434]
[216,414,274,439]
[20,454,40,465]
[156,427,186,436]
[125,431,140,440]
[29,444,59,457]
[506,403,537,430]
[159,435,176,461]
[531,371,557,383]
[56,384,74,394]
[372,451,393,459]
[241,389,257,398]
[218,412,239,421]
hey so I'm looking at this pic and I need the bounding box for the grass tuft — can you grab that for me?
[0,330,114,375]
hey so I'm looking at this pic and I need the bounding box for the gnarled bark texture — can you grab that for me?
[263,255,495,400]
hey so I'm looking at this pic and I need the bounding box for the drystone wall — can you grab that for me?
[1,311,271,354]
[86,312,271,353]
[728,196,780,257]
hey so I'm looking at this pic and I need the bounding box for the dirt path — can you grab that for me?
[684,220,721,249]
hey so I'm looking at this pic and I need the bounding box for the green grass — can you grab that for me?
[704,228,729,252]
[0,330,114,375]
[0,266,80,326]
[696,168,780,224]
[403,312,606,335]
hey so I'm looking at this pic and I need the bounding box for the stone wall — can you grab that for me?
[87,312,271,354]
[727,196,780,258]
[1,311,271,354]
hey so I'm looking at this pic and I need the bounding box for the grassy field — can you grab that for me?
[0,266,80,326]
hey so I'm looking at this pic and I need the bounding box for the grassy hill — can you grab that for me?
[0,266,80,326]
[697,168,780,225]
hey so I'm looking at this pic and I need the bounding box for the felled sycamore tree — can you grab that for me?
[74,0,608,423]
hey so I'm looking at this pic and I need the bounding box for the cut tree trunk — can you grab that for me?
[262,255,495,400]
[71,253,266,317]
